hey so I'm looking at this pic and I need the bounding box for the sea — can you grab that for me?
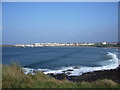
[2,47,120,76]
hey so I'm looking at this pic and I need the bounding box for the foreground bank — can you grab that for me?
[2,63,120,88]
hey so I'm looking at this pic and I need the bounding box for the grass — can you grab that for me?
[2,63,120,88]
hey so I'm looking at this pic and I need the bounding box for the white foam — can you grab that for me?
[22,52,119,76]
[22,68,35,75]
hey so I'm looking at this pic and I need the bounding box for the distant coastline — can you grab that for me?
[1,42,120,48]
[0,45,120,48]
[0,45,14,47]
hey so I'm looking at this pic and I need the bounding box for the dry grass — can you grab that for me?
[2,63,120,88]
[0,64,2,89]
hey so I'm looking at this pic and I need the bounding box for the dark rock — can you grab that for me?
[48,68,120,84]
[62,71,66,73]
[48,73,67,80]
[62,69,74,74]
[68,68,120,83]
[66,69,74,71]
[73,66,79,69]
[66,72,72,75]
[117,65,120,69]
[55,73,66,80]
[33,70,37,73]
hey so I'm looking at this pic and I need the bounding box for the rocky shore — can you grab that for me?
[49,66,120,83]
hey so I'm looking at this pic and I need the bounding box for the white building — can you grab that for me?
[101,42,107,45]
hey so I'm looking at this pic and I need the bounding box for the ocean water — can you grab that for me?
[2,47,119,76]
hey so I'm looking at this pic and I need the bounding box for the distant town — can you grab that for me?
[11,41,119,48]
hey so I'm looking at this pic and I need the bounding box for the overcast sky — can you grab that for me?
[2,2,118,44]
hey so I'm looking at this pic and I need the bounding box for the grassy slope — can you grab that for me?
[2,63,120,88]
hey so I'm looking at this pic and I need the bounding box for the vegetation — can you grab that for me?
[0,45,14,47]
[94,43,120,47]
[2,63,120,88]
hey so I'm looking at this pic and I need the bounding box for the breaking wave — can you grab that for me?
[22,52,119,76]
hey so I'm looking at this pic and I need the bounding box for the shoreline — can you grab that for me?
[1,45,119,48]
[22,65,120,84]
[48,66,120,84]
[3,63,119,88]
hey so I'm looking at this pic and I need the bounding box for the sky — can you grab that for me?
[2,2,118,44]
[0,2,2,45]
